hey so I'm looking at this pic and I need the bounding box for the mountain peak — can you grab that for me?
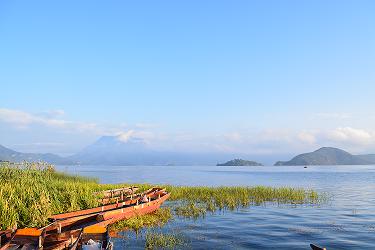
[314,147,346,153]
[275,147,373,166]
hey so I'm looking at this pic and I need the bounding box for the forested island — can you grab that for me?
[217,159,263,166]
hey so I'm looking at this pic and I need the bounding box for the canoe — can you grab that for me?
[42,226,111,250]
[98,187,160,205]
[94,186,138,198]
[96,190,170,225]
[3,188,168,249]
[6,228,46,250]
[49,189,170,234]
[50,187,166,221]
[0,230,16,250]
[80,226,112,250]
[44,190,170,248]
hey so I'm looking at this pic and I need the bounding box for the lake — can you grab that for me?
[56,165,375,249]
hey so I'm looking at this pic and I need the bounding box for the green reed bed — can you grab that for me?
[0,162,105,229]
[174,202,206,219]
[166,185,321,218]
[145,231,187,250]
[109,208,172,232]
[0,162,322,230]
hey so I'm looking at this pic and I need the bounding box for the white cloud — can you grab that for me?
[0,108,107,135]
[326,127,375,145]
[2,108,375,155]
[116,130,136,142]
[206,127,375,155]
[297,131,317,144]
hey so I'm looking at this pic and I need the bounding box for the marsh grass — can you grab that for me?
[166,185,322,218]
[145,231,187,250]
[174,202,206,219]
[0,162,323,230]
[109,208,172,232]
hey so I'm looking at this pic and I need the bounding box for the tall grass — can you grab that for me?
[145,231,187,250]
[167,185,320,210]
[109,208,172,232]
[0,163,94,229]
[0,162,322,230]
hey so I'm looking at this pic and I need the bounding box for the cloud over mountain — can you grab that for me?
[1,107,375,157]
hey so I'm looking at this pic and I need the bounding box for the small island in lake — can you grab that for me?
[217,159,263,166]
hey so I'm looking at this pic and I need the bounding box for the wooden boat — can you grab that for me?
[3,187,168,249]
[5,226,111,250]
[5,228,46,249]
[95,186,139,205]
[46,226,111,250]
[47,188,169,234]
[42,191,169,248]
[95,190,170,226]
[43,230,82,250]
[50,187,166,222]
[0,230,16,250]
[79,226,112,250]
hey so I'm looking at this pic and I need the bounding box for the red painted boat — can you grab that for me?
[95,186,139,205]
[50,187,165,221]
[3,187,169,249]
[95,190,170,226]
[0,230,16,250]
[5,228,46,250]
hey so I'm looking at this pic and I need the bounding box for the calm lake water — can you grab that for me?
[57,165,375,249]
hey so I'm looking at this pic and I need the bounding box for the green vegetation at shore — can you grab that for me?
[145,231,187,250]
[109,208,172,232]
[0,162,322,230]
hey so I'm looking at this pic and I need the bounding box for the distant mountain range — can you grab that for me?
[1,138,375,166]
[67,135,272,166]
[274,147,375,166]
[0,145,74,165]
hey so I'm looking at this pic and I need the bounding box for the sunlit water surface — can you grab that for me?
[56,165,375,249]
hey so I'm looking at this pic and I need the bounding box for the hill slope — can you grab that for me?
[69,135,260,166]
[0,144,74,164]
[356,154,375,163]
[274,147,373,166]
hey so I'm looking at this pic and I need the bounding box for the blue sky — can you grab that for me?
[1,1,375,156]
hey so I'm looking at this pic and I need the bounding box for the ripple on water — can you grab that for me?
[57,165,375,249]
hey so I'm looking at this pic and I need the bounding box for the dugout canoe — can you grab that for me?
[5,227,46,250]
[95,190,170,225]
[79,225,112,250]
[50,187,166,221]
[6,226,111,250]
[0,230,16,250]
[94,186,138,198]
[48,189,170,233]
[46,226,112,250]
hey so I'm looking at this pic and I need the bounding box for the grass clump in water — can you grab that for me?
[174,202,206,219]
[165,185,321,214]
[109,208,172,232]
[145,231,187,250]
